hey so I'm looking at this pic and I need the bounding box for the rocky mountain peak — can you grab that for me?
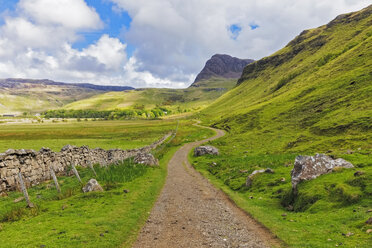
[191,54,254,87]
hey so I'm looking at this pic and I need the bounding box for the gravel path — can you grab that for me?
[133,124,281,248]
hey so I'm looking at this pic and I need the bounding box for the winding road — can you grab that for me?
[133,123,280,248]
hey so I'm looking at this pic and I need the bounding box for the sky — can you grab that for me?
[0,0,370,88]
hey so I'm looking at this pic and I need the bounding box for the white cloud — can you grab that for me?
[82,35,127,71]
[0,0,370,88]
[111,0,371,86]
[18,0,102,30]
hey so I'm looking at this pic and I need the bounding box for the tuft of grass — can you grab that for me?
[95,160,150,184]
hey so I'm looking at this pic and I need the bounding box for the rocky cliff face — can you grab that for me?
[191,54,254,86]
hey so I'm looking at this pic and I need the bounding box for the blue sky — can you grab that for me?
[0,0,370,88]
[74,0,135,55]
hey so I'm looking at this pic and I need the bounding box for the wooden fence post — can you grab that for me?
[49,165,61,193]
[71,163,82,183]
[87,161,97,177]
[17,172,34,208]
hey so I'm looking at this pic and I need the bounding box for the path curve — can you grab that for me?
[133,123,280,248]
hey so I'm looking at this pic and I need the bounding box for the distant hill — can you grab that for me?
[0,78,133,92]
[191,54,254,87]
[63,55,247,113]
[64,77,237,113]
[0,78,133,115]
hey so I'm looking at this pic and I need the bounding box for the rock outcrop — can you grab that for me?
[194,146,219,156]
[134,153,159,166]
[191,54,254,86]
[82,179,103,193]
[245,168,274,187]
[291,154,354,190]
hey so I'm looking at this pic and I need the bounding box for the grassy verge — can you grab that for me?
[190,140,372,247]
[0,120,214,247]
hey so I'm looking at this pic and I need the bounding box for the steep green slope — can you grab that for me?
[201,5,372,153]
[64,78,236,113]
[193,5,372,247]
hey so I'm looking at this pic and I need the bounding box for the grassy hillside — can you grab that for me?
[0,82,104,115]
[201,5,372,153]
[64,78,236,113]
[193,5,372,247]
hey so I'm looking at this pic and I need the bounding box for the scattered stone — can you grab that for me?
[366,229,372,234]
[280,177,286,182]
[354,171,365,177]
[194,146,219,156]
[62,205,68,210]
[134,153,159,166]
[291,154,354,190]
[245,168,275,187]
[14,196,24,203]
[249,196,254,199]
[100,233,104,237]
[239,169,249,173]
[36,194,42,199]
[40,245,46,248]
[366,217,372,225]
[0,192,8,197]
[357,147,362,151]
[286,205,294,211]
[123,189,130,194]
[281,213,287,217]
[346,149,354,154]
[82,179,103,193]
[345,232,354,237]
[367,209,372,213]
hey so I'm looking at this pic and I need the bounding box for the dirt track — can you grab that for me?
[133,124,281,248]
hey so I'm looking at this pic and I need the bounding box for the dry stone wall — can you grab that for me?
[0,132,172,193]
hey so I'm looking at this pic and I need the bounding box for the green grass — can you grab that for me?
[64,78,236,113]
[0,119,177,152]
[0,120,215,248]
[0,83,102,115]
[190,151,372,248]
[191,6,372,248]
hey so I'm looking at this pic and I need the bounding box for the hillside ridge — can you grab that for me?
[0,78,134,91]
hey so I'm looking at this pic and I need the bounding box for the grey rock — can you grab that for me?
[82,179,103,193]
[191,54,254,85]
[366,217,372,225]
[291,154,354,190]
[194,146,219,157]
[14,196,25,203]
[134,153,159,166]
[245,168,275,187]
[354,171,365,177]
[60,144,75,152]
